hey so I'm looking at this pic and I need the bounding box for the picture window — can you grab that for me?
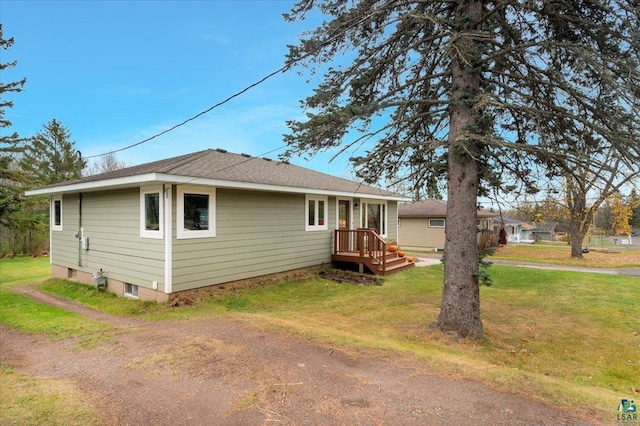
[360,201,387,236]
[177,186,216,239]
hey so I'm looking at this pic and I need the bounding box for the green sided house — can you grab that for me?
[26,148,411,302]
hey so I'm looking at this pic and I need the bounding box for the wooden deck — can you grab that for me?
[332,229,414,275]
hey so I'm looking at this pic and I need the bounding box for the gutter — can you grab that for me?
[25,173,410,202]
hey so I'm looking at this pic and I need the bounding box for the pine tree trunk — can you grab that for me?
[435,0,484,339]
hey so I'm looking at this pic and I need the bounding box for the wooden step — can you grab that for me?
[373,259,415,275]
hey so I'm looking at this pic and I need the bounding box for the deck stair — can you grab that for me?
[332,228,415,275]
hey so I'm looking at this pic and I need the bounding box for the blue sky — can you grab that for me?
[2,0,363,179]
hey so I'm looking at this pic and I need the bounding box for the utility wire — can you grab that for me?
[85,8,378,160]
[84,67,286,159]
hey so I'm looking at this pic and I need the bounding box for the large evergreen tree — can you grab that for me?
[20,119,85,186]
[282,0,640,338]
[0,24,45,256]
[0,24,27,220]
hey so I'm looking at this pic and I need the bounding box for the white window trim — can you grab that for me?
[429,218,446,228]
[51,195,63,231]
[177,185,216,239]
[124,283,139,299]
[305,195,328,231]
[360,199,388,237]
[140,186,164,239]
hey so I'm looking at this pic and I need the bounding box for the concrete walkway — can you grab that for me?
[411,254,640,276]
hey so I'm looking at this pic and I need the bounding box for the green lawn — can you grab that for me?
[203,266,638,418]
[1,255,638,423]
[0,257,110,426]
[0,257,113,337]
[491,242,640,267]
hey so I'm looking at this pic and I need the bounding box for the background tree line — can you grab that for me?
[509,188,640,240]
[1,24,124,256]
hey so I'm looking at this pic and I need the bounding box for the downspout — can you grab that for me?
[77,151,83,268]
[49,196,53,265]
[164,185,172,294]
[78,192,83,267]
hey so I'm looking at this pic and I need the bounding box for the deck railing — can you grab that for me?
[334,228,387,270]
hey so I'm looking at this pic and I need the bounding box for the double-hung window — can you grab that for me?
[140,186,163,239]
[177,185,216,239]
[305,195,328,231]
[51,195,63,231]
[360,200,387,236]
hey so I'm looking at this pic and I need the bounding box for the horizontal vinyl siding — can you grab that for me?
[52,189,166,291]
[171,189,335,292]
[386,202,398,242]
[398,217,445,250]
[50,193,81,269]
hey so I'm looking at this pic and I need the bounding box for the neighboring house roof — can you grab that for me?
[531,222,557,232]
[26,148,408,201]
[398,199,499,218]
[494,216,525,226]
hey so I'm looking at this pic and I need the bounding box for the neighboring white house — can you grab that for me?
[26,149,409,302]
[494,216,526,244]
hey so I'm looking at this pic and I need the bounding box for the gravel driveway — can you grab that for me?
[1,285,601,425]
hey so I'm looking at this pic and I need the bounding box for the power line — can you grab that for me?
[84,67,287,159]
[85,8,378,160]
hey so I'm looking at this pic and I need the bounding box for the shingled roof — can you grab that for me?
[398,199,498,218]
[26,148,406,200]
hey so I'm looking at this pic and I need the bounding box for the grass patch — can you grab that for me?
[0,256,51,287]
[0,257,113,338]
[40,278,167,318]
[0,364,103,426]
[3,256,637,421]
[491,243,640,267]
[202,265,638,421]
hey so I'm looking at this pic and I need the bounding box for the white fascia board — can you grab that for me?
[24,172,410,202]
[154,174,411,202]
[24,173,161,196]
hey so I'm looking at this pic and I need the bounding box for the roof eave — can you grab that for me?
[25,172,409,201]
[24,173,161,196]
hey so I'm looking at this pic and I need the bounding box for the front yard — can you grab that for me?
[1,254,638,424]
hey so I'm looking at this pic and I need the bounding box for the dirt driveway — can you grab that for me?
[1,285,598,425]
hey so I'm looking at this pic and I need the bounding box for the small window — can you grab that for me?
[305,195,328,231]
[51,196,63,231]
[177,186,216,239]
[429,218,445,228]
[124,283,138,298]
[140,186,163,239]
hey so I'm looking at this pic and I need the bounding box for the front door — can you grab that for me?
[337,200,351,252]
[338,200,350,229]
